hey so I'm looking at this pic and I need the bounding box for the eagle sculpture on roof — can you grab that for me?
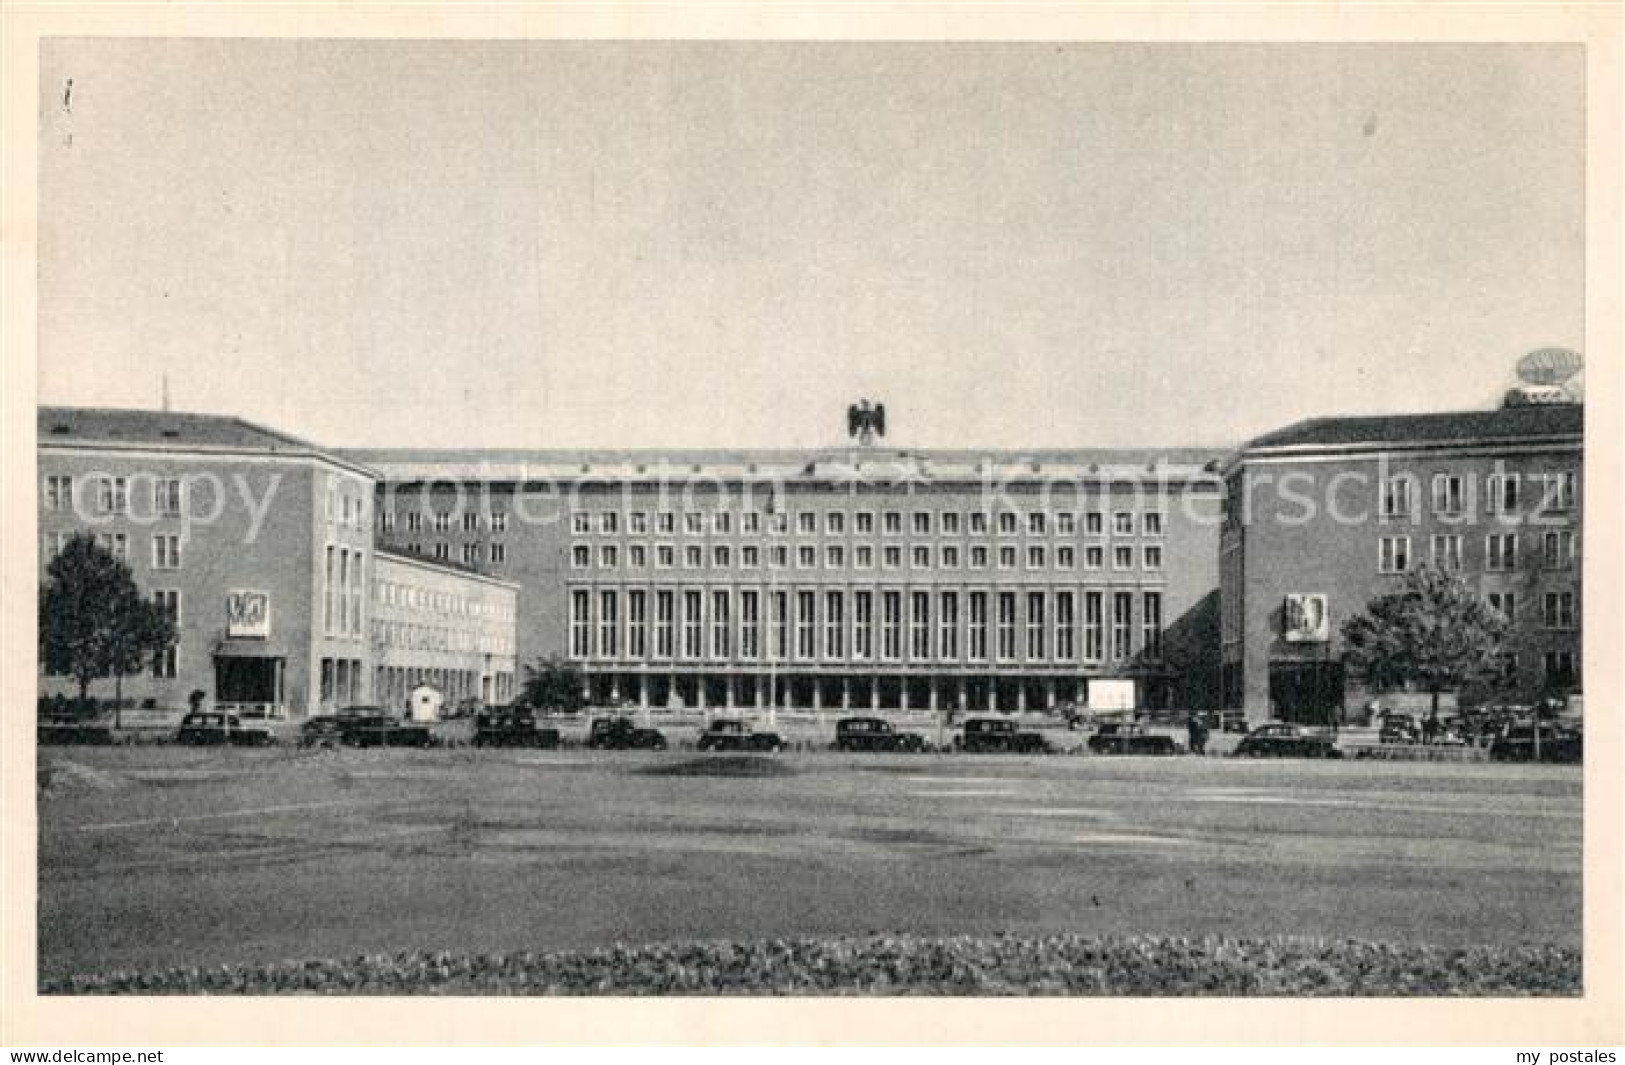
[847,399,886,444]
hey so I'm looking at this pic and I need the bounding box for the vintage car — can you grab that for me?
[176,710,276,747]
[38,714,116,745]
[1086,722,1181,756]
[1378,716,1420,744]
[1234,722,1342,759]
[297,716,347,749]
[832,716,928,753]
[1489,723,1582,764]
[956,717,1050,754]
[336,707,436,748]
[696,718,786,753]
[586,716,668,750]
[473,705,561,749]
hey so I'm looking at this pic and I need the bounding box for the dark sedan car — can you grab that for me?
[957,717,1050,754]
[1087,722,1181,756]
[587,716,668,750]
[1234,722,1342,759]
[833,716,928,753]
[1489,724,1582,764]
[177,711,276,747]
[473,706,561,748]
[696,718,785,753]
[337,708,435,748]
[298,716,347,749]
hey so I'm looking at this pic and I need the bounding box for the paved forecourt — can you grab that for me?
[37,747,1580,982]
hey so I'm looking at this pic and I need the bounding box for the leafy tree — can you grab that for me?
[519,655,586,713]
[39,533,178,727]
[1341,566,1510,720]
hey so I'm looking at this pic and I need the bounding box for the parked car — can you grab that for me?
[696,718,785,753]
[1489,723,1582,764]
[1378,716,1420,744]
[473,705,561,748]
[587,715,668,750]
[38,714,115,745]
[336,707,435,748]
[833,716,928,753]
[298,715,347,749]
[1234,722,1342,759]
[1087,721,1181,756]
[957,717,1050,754]
[176,710,276,747]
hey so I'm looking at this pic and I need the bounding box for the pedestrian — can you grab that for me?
[1422,712,1439,745]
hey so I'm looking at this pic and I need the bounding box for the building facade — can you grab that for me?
[1219,402,1583,724]
[371,550,519,713]
[352,448,1227,714]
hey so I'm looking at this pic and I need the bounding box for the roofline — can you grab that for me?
[37,437,382,481]
[1218,433,1585,476]
[374,548,521,590]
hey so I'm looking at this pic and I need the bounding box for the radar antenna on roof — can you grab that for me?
[1504,348,1582,408]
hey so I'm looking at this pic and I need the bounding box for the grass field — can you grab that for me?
[37,744,1581,993]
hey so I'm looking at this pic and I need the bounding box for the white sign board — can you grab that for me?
[225,590,271,638]
[1087,678,1137,712]
[1283,594,1329,643]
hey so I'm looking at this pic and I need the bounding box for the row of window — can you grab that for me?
[1379,471,1578,519]
[42,475,185,517]
[372,578,515,623]
[323,545,365,642]
[571,541,1165,573]
[324,478,372,533]
[370,618,515,656]
[388,511,511,535]
[567,586,1163,665]
[374,665,515,705]
[396,541,509,566]
[1484,590,1577,630]
[1376,531,1579,574]
[566,508,1165,538]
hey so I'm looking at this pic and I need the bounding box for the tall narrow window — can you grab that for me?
[740,590,760,660]
[968,592,989,661]
[599,590,619,659]
[1055,591,1075,661]
[881,591,902,661]
[682,590,703,659]
[996,592,1017,662]
[1084,591,1104,661]
[1026,592,1045,660]
[911,591,931,660]
[712,590,731,659]
[938,591,959,661]
[654,590,675,658]
[570,590,591,659]
[853,590,874,661]
[825,590,845,659]
[151,590,180,678]
[771,591,789,660]
[627,590,647,659]
[1112,592,1133,660]
[1142,591,1163,660]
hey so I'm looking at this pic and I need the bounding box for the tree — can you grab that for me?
[39,533,177,727]
[1341,566,1511,720]
[519,655,586,713]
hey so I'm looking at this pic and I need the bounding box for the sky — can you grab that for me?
[36,41,1585,451]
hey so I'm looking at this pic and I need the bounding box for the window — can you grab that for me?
[434,512,453,534]
[941,545,961,568]
[381,511,396,534]
[1085,512,1104,536]
[881,591,902,660]
[713,545,731,568]
[44,475,72,511]
[151,534,182,570]
[853,591,874,661]
[1430,535,1463,572]
[713,512,732,534]
[1142,513,1164,537]
[1143,545,1163,571]
[572,512,592,534]
[682,590,703,658]
[741,512,761,534]
[1055,591,1076,661]
[1544,531,1575,569]
[769,512,789,535]
[939,591,959,660]
[1542,472,1577,511]
[855,512,875,535]
[1084,592,1104,661]
[151,590,180,678]
[463,513,480,533]
[655,591,675,658]
[884,512,903,535]
[826,512,845,535]
[96,476,128,515]
[599,545,618,568]
[1142,591,1163,660]
[884,545,903,569]
[626,544,646,568]
[1114,512,1134,536]
[1025,592,1045,660]
[941,512,961,535]
[42,532,68,561]
[827,545,846,568]
[785,591,812,659]
[490,543,507,565]
[996,592,1017,661]
[1486,591,1515,622]
[1112,592,1133,660]
[770,545,789,568]
[684,512,704,534]
[656,544,675,569]
[628,512,647,534]
[1113,545,1134,570]
[740,590,760,659]
[967,592,989,661]
[598,590,619,658]
[1431,474,1465,516]
[893,591,923,661]
[658,512,676,534]
[461,543,480,566]
[998,512,1018,535]
[798,512,817,534]
[825,591,845,659]
[1486,472,1520,516]
[969,513,989,535]
[1379,477,1413,520]
[1057,545,1075,569]
[153,478,183,517]
[1544,651,1576,687]
[1485,533,1518,572]
[1543,591,1575,629]
[1026,545,1046,569]
[407,512,424,533]
[685,545,703,568]
[1085,545,1104,570]
[741,544,760,568]
[912,545,931,569]
[1378,536,1410,574]
[797,545,817,568]
[1027,512,1046,535]
[969,546,989,569]
[627,591,647,659]
[913,512,932,535]
[1056,513,1076,536]
[855,545,874,569]
[94,532,128,562]
[998,545,1017,569]
[712,590,731,659]
[570,590,590,658]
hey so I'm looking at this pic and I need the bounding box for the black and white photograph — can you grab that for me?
[5,6,1621,1050]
